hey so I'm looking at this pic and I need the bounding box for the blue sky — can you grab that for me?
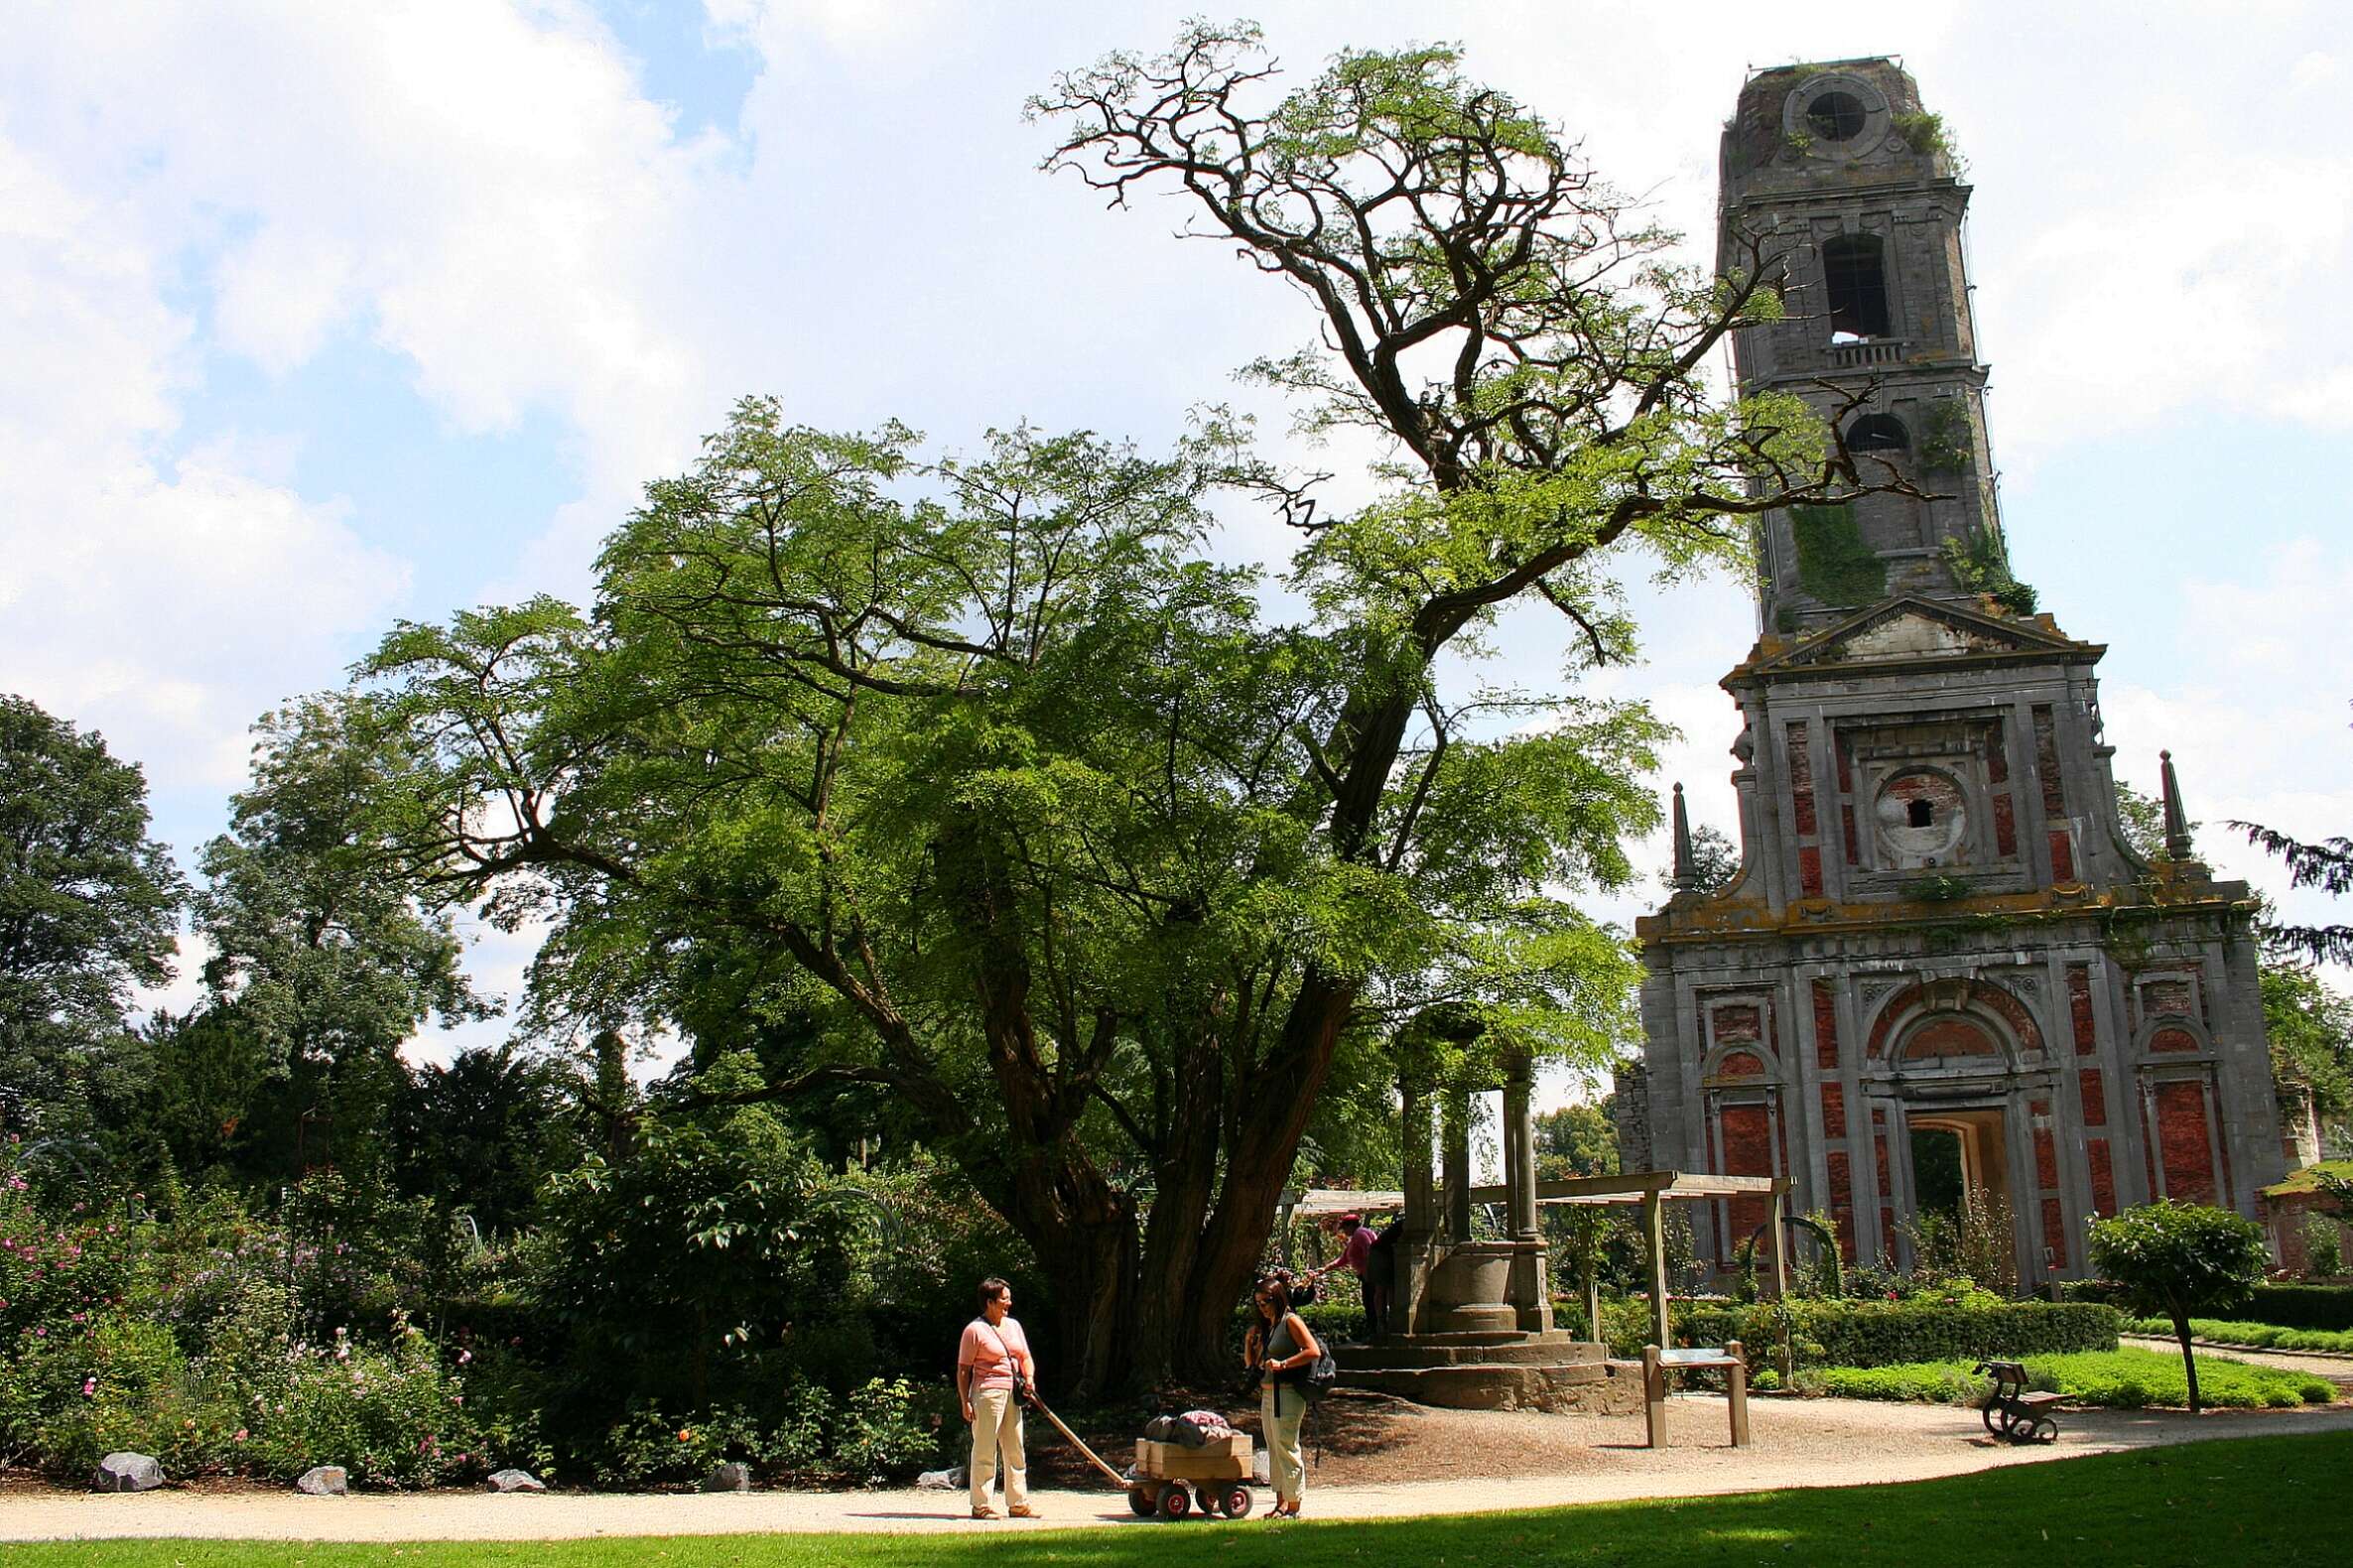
[5,2,2347,1093]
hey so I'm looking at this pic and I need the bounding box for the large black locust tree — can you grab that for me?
[355,24,1889,1392]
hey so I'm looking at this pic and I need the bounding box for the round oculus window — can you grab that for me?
[1875,768,1968,866]
[1805,91,1867,143]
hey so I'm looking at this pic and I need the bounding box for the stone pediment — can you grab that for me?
[1736,596,2095,679]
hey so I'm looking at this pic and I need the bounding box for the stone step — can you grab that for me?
[1335,1338,1606,1371]
[1336,1360,1640,1415]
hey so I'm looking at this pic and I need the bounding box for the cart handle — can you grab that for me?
[1023,1390,1131,1491]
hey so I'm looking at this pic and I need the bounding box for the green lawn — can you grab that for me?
[2,1432,2347,1567]
[1819,1347,2336,1408]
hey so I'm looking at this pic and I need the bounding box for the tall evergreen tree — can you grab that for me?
[0,694,183,1144]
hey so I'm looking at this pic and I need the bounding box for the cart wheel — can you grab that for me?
[1127,1485,1156,1516]
[1193,1486,1218,1515]
[2032,1418,2059,1444]
[1158,1483,1191,1519]
[1222,1485,1254,1518]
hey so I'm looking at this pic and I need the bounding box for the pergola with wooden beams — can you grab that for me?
[1276,1169,1791,1358]
[1496,1171,1790,1359]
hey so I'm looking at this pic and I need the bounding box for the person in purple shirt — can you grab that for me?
[1312,1214,1384,1341]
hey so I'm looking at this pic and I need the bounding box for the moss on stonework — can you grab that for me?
[1943,525,2038,615]
[1917,400,1973,475]
[1790,503,1887,608]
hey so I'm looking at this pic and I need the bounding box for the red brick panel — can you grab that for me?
[2066,966,2097,1055]
[2040,1198,2068,1270]
[1717,1051,1765,1079]
[1992,792,2018,857]
[2151,1026,2199,1054]
[2079,1069,2107,1127]
[2087,1138,2117,1217]
[2047,828,2076,884]
[1787,722,1816,836]
[1820,1081,1846,1138]
[1798,846,1823,897]
[2032,1123,2058,1192]
[1842,804,1860,865]
[1903,1016,2002,1064]
[1826,1148,1852,1216]
[1985,729,2009,785]
[2154,1081,2217,1205]
[1812,980,1842,1070]
[2031,706,2066,812]
[1713,1004,1763,1045]
[1719,1102,1774,1242]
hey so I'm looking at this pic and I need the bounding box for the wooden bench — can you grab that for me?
[1974,1360,2064,1444]
[1640,1341,1751,1449]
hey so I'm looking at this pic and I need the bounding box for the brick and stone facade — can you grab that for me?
[1621,61,2287,1285]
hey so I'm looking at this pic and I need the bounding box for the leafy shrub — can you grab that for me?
[832,1377,940,1483]
[2248,1283,2353,1333]
[1819,1363,1991,1404]
[1819,1349,2332,1410]
[2299,1213,2343,1279]
[215,1307,485,1489]
[599,1400,803,1488]
[21,1310,238,1478]
[2121,1316,2353,1356]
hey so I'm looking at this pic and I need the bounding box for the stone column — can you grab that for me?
[1442,1084,1473,1243]
[1504,1057,1539,1241]
[1503,1057,1554,1333]
[1399,1071,1436,1337]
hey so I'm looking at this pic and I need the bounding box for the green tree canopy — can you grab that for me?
[2264,965,2352,1156]
[349,24,1904,1392]
[0,694,184,1142]
[191,693,495,1176]
[2086,1200,2270,1413]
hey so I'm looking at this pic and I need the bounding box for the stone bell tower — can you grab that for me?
[1717,59,2002,632]
[1621,62,2287,1286]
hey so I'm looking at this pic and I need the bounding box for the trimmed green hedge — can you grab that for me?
[1590,1296,2120,1370]
[2066,1281,2353,1330]
[1822,1349,2334,1410]
[2249,1283,2353,1332]
[2123,1316,2353,1355]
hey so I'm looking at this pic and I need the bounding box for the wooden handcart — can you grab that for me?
[1125,1434,1257,1520]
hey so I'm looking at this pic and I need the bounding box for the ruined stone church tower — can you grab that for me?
[1620,61,2286,1283]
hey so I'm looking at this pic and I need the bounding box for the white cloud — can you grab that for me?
[2288,51,2339,92]
[0,0,780,785]
[12,0,2351,1069]
[0,119,409,786]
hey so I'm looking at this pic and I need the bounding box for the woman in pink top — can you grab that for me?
[956,1276,1037,1519]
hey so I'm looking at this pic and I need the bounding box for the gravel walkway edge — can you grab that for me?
[4,1399,2349,1542]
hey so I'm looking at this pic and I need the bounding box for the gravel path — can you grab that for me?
[5,1397,2349,1542]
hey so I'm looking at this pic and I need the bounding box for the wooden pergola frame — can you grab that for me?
[1276,1169,1793,1362]
[1475,1170,1790,1359]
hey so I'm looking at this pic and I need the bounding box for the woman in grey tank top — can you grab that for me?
[1245,1276,1324,1517]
